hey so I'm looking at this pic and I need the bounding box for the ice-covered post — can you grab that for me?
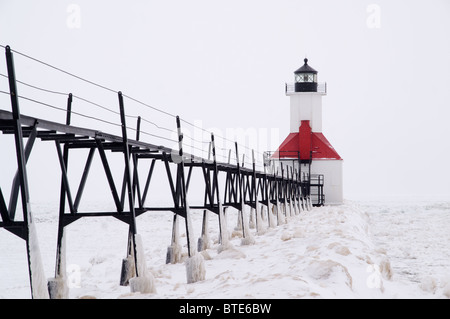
[294,168,301,214]
[197,141,212,252]
[292,167,298,215]
[197,209,209,252]
[236,143,244,233]
[274,168,283,225]
[209,134,229,251]
[288,166,294,217]
[5,46,49,299]
[252,150,263,234]
[118,92,138,286]
[234,143,244,234]
[280,163,287,223]
[176,116,192,256]
[166,139,182,262]
[48,93,73,299]
[262,152,274,228]
[284,163,292,218]
[166,214,182,264]
[283,163,290,218]
[118,92,155,294]
[235,143,254,245]
[291,167,296,216]
[296,169,302,213]
[176,116,205,283]
[292,167,297,214]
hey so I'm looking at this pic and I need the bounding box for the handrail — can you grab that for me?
[285,82,327,94]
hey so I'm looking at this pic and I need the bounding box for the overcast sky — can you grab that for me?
[1,0,450,204]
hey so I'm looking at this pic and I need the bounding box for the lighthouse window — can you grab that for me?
[295,74,304,82]
[296,73,317,83]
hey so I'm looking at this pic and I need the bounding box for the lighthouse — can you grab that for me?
[274,58,343,205]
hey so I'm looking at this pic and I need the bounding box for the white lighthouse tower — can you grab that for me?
[274,58,343,205]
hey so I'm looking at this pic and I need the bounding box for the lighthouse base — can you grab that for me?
[279,158,343,206]
[310,159,343,205]
[275,121,343,206]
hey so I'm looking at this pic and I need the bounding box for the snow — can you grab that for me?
[185,253,206,284]
[47,230,68,299]
[1,198,450,299]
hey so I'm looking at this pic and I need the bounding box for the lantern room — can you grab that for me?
[294,58,318,92]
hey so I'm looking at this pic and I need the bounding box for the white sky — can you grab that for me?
[1,0,450,202]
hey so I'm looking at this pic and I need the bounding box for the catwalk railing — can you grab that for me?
[0,45,314,298]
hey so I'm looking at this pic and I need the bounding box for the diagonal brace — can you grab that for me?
[8,122,38,220]
[55,140,75,214]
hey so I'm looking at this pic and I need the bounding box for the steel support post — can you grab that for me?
[5,45,42,298]
[234,142,246,238]
[118,92,139,278]
[53,94,74,293]
[176,116,193,257]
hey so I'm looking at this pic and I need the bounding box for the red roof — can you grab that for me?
[274,120,341,160]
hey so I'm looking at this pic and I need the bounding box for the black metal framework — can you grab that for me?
[0,45,315,299]
[267,150,325,207]
[310,174,325,206]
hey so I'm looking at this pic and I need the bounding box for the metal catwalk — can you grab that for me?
[0,45,313,298]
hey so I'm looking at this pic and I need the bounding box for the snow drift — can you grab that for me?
[1,199,450,299]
